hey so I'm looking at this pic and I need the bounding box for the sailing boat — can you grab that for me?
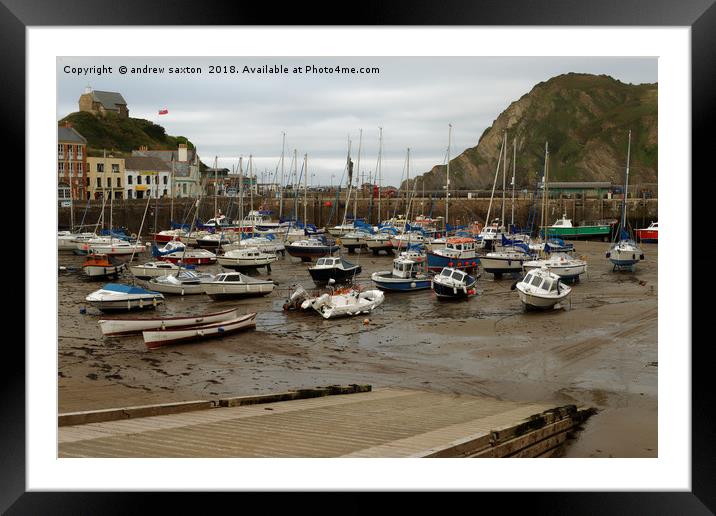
[478,132,507,251]
[606,130,645,271]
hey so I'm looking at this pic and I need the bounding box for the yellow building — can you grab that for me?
[87,155,126,200]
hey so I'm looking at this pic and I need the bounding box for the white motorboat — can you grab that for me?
[130,261,181,279]
[98,306,241,336]
[301,288,385,319]
[514,266,572,310]
[481,245,533,277]
[203,272,275,300]
[85,283,165,312]
[143,313,257,349]
[478,220,505,250]
[148,270,216,295]
[523,252,587,281]
[195,232,237,250]
[426,237,478,272]
[217,247,278,271]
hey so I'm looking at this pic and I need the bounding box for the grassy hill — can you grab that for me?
[58,111,198,158]
[409,73,657,191]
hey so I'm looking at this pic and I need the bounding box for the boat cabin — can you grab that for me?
[392,257,423,279]
[522,270,560,293]
[438,267,468,285]
[445,238,476,252]
[550,215,573,228]
[315,257,341,268]
[214,272,245,283]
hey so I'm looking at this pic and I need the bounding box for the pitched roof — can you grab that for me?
[131,149,198,177]
[58,126,87,144]
[124,156,171,172]
[88,90,127,110]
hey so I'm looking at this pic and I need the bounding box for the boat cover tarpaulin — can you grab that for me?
[102,283,161,295]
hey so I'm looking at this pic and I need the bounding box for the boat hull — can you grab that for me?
[541,225,611,240]
[426,252,479,272]
[431,278,477,299]
[309,266,361,284]
[83,264,125,279]
[143,313,257,349]
[523,262,587,280]
[203,282,274,300]
[159,255,216,265]
[516,289,570,309]
[285,245,339,260]
[635,229,658,243]
[480,256,525,275]
[87,296,164,312]
[371,272,431,291]
[216,257,276,270]
[99,307,241,336]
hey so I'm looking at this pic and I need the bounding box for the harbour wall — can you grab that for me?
[58,196,658,234]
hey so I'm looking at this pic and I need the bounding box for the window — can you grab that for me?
[145,176,151,185]
[69,162,74,173]
[58,144,63,158]
[136,175,140,185]
[114,192,122,200]
[117,178,121,188]
[96,178,101,188]
[128,175,133,185]
[530,275,542,287]
[182,184,187,194]
[163,175,168,185]
[58,162,64,173]
[86,178,90,187]
[112,164,119,173]
[127,189,132,199]
[97,163,104,173]
[163,189,167,196]
[77,163,82,173]
[106,177,111,188]
[77,147,83,159]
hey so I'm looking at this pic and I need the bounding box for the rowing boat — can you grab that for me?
[143,312,257,349]
[98,307,240,336]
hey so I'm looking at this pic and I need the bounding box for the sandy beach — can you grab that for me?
[58,240,657,458]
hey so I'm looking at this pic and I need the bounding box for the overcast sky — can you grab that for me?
[57,57,656,187]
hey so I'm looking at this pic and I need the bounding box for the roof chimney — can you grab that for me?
[178,143,188,162]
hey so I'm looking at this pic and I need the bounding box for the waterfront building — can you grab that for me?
[124,156,171,199]
[57,124,88,201]
[87,154,125,200]
[132,144,201,198]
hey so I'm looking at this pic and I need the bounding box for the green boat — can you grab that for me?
[540,215,614,241]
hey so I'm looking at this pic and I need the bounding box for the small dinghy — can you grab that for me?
[98,306,241,336]
[148,270,215,295]
[85,283,165,312]
[523,252,587,282]
[371,252,431,292]
[431,267,478,300]
[82,253,126,279]
[130,261,181,279]
[308,256,361,285]
[203,272,275,300]
[513,266,572,310]
[301,288,384,319]
[143,312,257,349]
[217,247,278,271]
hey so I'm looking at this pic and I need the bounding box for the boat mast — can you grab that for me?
[109,176,114,237]
[404,148,410,233]
[249,155,255,234]
[446,123,452,230]
[340,140,353,228]
[303,153,308,225]
[484,137,504,230]
[511,138,516,229]
[354,129,362,222]
[541,141,549,242]
[238,155,244,225]
[377,127,383,224]
[170,156,175,223]
[500,130,507,230]
[279,132,285,219]
[622,130,632,233]
[213,156,218,218]
[69,188,75,232]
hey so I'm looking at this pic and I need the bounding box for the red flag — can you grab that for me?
[158,108,168,115]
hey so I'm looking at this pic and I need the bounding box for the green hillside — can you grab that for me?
[410,73,657,191]
[58,111,197,158]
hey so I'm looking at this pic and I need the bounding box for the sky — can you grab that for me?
[57,57,657,187]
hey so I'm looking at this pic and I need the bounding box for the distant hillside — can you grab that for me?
[409,73,657,191]
[58,111,198,159]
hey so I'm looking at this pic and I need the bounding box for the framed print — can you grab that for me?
[4,0,712,512]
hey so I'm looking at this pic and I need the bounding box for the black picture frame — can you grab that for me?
[5,0,710,513]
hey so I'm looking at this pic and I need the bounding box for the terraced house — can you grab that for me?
[124,156,171,199]
[57,124,88,201]
[131,144,202,198]
[86,153,125,200]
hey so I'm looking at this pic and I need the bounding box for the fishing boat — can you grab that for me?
[85,283,165,312]
[308,256,361,285]
[143,313,257,349]
[431,267,478,300]
[130,261,181,279]
[635,221,658,243]
[426,237,479,272]
[514,266,571,310]
[148,270,215,295]
[151,243,217,265]
[301,288,384,319]
[286,237,339,261]
[523,251,587,282]
[203,272,275,299]
[478,220,504,251]
[82,253,126,279]
[540,214,613,241]
[98,306,241,336]
[606,130,645,271]
[371,253,431,292]
[217,247,278,271]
